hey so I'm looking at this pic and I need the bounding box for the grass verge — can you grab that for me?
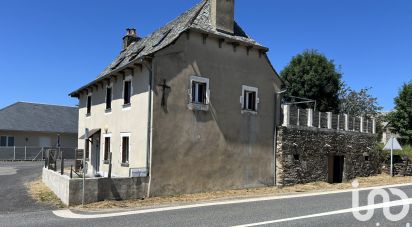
[78,173,412,210]
[26,178,65,208]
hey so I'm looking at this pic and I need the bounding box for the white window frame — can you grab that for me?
[0,136,14,147]
[188,76,210,111]
[86,92,92,117]
[120,133,131,165]
[122,75,133,109]
[240,85,259,114]
[105,84,113,112]
[103,134,112,163]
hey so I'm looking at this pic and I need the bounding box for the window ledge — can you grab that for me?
[121,163,130,167]
[241,110,258,115]
[103,160,110,165]
[188,103,209,112]
[122,103,131,110]
[85,113,91,118]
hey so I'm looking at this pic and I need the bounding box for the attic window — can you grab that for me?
[111,57,125,70]
[128,46,145,62]
[153,29,172,47]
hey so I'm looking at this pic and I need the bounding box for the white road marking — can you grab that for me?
[53,182,412,219]
[0,167,17,176]
[232,198,412,227]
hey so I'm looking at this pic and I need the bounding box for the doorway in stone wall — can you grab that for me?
[328,155,344,183]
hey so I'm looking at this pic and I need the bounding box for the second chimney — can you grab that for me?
[122,28,139,50]
[211,0,235,34]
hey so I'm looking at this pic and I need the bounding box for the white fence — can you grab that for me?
[282,104,376,134]
[0,147,76,161]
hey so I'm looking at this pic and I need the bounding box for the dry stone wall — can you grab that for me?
[276,126,382,186]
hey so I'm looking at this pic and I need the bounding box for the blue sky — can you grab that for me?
[0,0,411,111]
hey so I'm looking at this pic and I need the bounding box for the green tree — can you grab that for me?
[339,86,383,117]
[387,81,412,145]
[280,50,343,112]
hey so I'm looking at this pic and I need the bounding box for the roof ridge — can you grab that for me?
[5,101,77,109]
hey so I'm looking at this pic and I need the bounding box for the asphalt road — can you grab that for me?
[2,162,412,226]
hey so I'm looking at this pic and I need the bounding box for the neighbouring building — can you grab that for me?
[0,102,78,148]
[69,0,284,197]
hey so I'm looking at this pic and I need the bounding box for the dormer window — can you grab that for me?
[188,76,210,111]
[241,85,259,113]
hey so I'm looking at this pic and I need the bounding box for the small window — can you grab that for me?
[86,95,92,115]
[7,137,14,147]
[124,80,132,105]
[104,137,110,161]
[244,91,257,111]
[85,140,89,159]
[0,136,7,147]
[293,154,300,161]
[192,81,207,104]
[106,87,112,110]
[121,136,130,164]
[241,86,259,113]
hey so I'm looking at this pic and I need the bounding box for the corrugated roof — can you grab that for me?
[0,102,78,134]
[70,0,267,96]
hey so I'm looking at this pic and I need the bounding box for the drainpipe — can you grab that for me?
[274,89,287,186]
[142,57,154,198]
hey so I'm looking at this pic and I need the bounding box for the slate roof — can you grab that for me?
[0,102,78,134]
[70,0,268,96]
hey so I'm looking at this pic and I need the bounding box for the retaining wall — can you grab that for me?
[42,168,148,206]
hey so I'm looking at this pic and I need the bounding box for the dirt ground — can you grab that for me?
[27,173,412,210]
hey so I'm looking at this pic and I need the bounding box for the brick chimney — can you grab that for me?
[122,28,139,50]
[211,0,235,34]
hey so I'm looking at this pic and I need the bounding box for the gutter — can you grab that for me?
[142,57,154,198]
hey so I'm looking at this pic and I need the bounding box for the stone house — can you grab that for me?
[69,0,284,196]
[0,102,78,156]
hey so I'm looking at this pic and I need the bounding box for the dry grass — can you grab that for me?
[26,178,65,208]
[78,173,412,210]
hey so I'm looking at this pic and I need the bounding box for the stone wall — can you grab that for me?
[276,126,382,186]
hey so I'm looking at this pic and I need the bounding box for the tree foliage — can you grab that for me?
[280,50,343,113]
[339,86,383,117]
[387,81,412,145]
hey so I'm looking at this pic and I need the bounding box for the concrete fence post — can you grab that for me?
[327,112,332,129]
[25,146,27,160]
[372,118,376,134]
[337,114,340,130]
[307,109,313,127]
[282,105,290,127]
[13,146,16,161]
[297,109,300,126]
[360,117,364,133]
[344,114,349,131]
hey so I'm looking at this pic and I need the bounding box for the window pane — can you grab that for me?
[0,136,6,147]
[124,81,131,104]
[7,137,14,147]
[122,137,129,163]
[106,88,112,109]
[192,81,196,102]
[85,141,89,159]
[87,96,92,114]
[104,137,110,161]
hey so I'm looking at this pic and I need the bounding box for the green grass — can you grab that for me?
[379,143,412,159]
